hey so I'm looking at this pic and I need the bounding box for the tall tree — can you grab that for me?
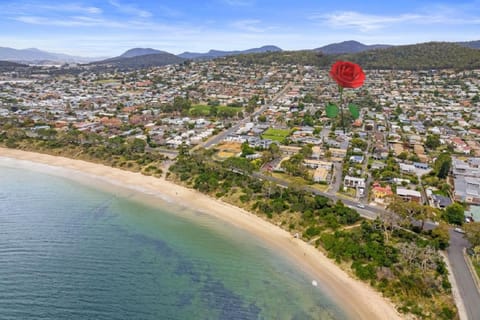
[444,203,464,225]
[425,134,441,150]
[434,153,452,179]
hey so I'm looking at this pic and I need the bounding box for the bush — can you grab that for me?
[352,261,376,280]
[304,226,321,238]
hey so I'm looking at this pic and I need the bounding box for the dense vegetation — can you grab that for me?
[169,149,457,319]
[0,60,29,71]
[0,119,166,176]
[227,42,480,70]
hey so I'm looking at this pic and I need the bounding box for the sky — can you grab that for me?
[1,0,480,57]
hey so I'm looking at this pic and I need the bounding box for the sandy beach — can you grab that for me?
[0,147,402,320]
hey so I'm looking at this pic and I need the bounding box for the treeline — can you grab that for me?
[339,42,480,70]
[0,119,165,176]
[320,221,454,319]
[169,150,457,319]
[226,42,480,70]
[169,148,359,227]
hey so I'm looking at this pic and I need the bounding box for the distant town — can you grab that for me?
[1,59,480,215]
[2,53,480,318]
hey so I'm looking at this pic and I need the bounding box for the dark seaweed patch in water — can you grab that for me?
[200,273,261,320]
[130,233,177,260]
[129,231,261,319]
[88,198,117,221]
[175,291,195,308]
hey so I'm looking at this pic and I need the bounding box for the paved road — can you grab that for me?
[234,168,480,318]
[327,162,343,195]
[447,230,480,320]
[199,82,293,149]
[253,171,380,220]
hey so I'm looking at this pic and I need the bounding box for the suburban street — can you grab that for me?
[198,82,293,149]
[447,230,480,320]
[253,170,480,319]
[253,171,380,220]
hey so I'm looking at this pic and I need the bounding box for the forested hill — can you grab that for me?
[339,42,480,70]
[0,60,28,71]
[224,42,480,70]
[89,53,186,69]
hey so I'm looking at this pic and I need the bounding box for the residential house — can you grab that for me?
[349,155,364,164]
[396,188,422,203]
[344,176,366,188]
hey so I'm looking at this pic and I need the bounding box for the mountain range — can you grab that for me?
[314,40,391,54]
[0,47,102,64]
[177,45,282,60]
[90,51,186,69]
[1,40,480,70]
[88,45,282,69]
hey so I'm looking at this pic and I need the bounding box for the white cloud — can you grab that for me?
[108,0,152,18]
[45,4,102,15]
[231,19,267,33]
[312,10,480,32]
[14,15,124,28]
[0,2,103,16]
[312,11,424,31]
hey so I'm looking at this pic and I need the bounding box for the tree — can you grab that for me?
[268,143,280,157]
[398,151,408,160]
[464,222,480,247]
[431,222,450,250]
[209,105,218,117]
[300,144,313,158]
[241,142,255,157]
[425,134,441,150]
[173,96,191,114]
[434,153,452,179]
[413,203,436,230]
[128,138,146,153]
[444,203,464,225]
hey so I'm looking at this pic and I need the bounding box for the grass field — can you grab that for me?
[189,104,243,116]
[261,128,291,143]
[213,141,242,160]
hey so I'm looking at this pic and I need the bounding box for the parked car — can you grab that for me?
[454,227,465,234]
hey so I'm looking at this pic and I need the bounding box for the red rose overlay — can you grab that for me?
[326,60,366,132]
[329,61,365,89]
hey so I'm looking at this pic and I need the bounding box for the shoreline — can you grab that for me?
[0,147,402,320]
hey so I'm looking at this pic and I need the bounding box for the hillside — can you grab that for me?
[90,52,186,69]
[227,42,480,70]
[222,50,329,67]
[120,48,168,58]
[0,47,97,63]
[458,40,480,49]
[0,60,28,71]
[178,45,282,60]
[337,42,480,70]
[315,40,391,54]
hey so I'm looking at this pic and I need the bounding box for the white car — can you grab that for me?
[356,204,365,209]
[454,227,465,234]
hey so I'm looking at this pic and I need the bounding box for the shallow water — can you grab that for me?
[0,164,347,320]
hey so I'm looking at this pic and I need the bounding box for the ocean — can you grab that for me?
[0,161,347,320]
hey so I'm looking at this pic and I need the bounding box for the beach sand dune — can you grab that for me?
[0,148,402,320]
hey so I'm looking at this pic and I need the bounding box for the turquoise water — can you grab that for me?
[0,163,347,320]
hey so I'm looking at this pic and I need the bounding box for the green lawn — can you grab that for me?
[189,105,242,117]
[261,128,291,143]
[94,79,120,84]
